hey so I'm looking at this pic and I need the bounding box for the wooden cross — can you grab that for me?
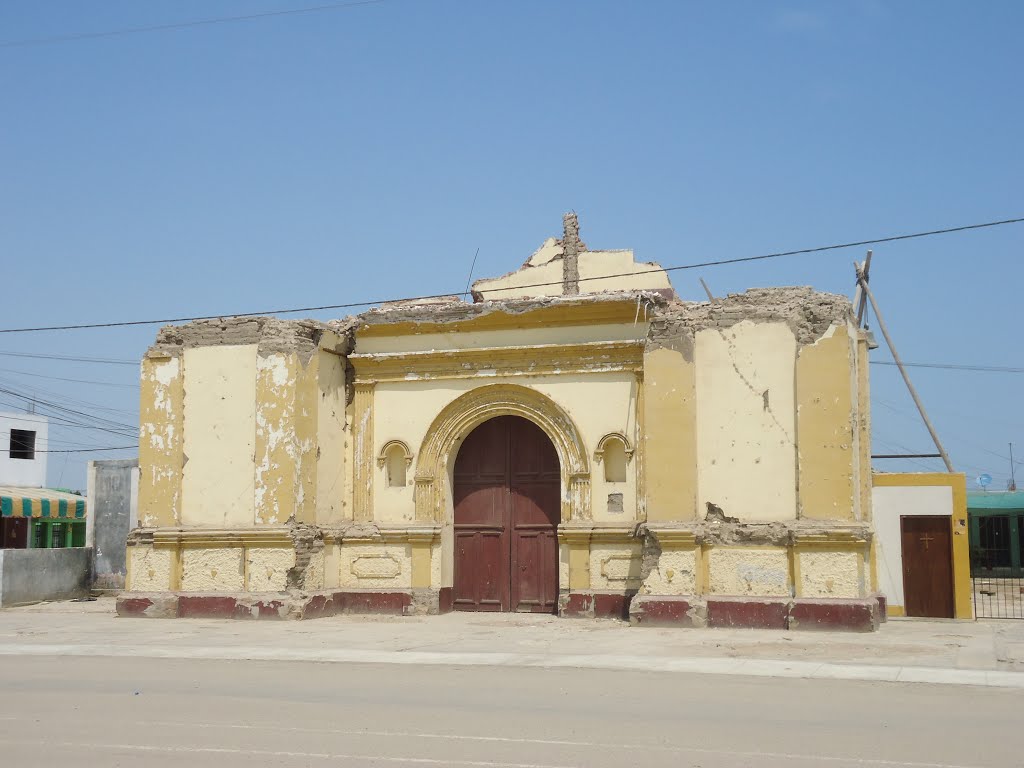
[920,534,935,550]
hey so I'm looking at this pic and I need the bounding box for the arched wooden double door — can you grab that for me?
[453,416,561,613]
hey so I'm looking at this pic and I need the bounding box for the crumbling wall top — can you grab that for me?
[647,286,854,352]
[147,316,353,361]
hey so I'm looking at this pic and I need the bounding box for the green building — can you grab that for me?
[0,486,87,549]
[967,490,1024,577]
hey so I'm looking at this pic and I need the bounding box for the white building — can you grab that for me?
[0,412,48,487]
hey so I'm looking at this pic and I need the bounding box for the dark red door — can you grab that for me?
[901,516,954,618]
[453,416,561,613]
[1,518,29,549]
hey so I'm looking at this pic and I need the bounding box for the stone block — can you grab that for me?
[115,594,178,619]
[629,595,705,627]
[707,596,790,629]
[177,594,239,619]
[559,590,632,619]
[788,598,880,632]
[333,590,412,615]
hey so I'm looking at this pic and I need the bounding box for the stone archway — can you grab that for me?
[413,384,591,524]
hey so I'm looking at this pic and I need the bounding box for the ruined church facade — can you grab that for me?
[121,216,880,630]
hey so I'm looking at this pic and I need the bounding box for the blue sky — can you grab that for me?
[1,0,1021,491]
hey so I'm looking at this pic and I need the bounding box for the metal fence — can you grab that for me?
[973,575,1024,619]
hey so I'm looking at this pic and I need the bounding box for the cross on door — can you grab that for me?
[920,533,935,550]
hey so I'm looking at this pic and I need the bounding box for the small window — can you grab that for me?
[50,523,66,548]
[603,439,628,483]
[9,429,36,460]
[385,444,408,488]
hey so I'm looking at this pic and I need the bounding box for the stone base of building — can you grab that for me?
[116,589,421,620]
[630,595,881,632]
[558,590,635,619]
[117,589,880,631]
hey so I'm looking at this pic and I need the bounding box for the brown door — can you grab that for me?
[900,516,954,618]
[453,416,561,613]
[1,518,29,549]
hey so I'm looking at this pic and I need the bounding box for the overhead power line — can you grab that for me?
[0,446,137,454]
[0,215,1021,335]
[872,360,1024,374]
[0,0,388,49]
[0,367,139,388]
[0,350,136,365]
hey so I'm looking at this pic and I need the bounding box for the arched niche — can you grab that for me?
[594,432,633,484]
[377,440,413,488]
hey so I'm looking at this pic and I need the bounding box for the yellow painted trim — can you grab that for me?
[872,472,972,619]
[795,324,855,521]
[356,299,646,338]
[415,384,591,523]
[887,605,906,618]
[138,355,184,528]
[353,382,375,522]
[869,536,879,592]
[377,440,414,469]
[788,546,801,597]
[699,544,711,594]
[152,528,293,548]
[648,529,699,548]
[633,372,646,522]
[558,529,592,590]
[125,544,134,590]
[408,530,438,589]
[642,346,698,522]
[857,547,866,597]
[350,340,643,383]
[170,546,183,591]
[593,432,635,463]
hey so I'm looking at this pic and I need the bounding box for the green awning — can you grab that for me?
[0,486,86,520]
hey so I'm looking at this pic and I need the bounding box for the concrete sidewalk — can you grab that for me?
[2,598,1024,688]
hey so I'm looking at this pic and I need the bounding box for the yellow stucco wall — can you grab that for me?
[181,345,258,528]
[640,547,698,595]
[796,325,856,520]
[707,548,791,597]
[138,355,184,528]
[245,548,296,592]
[472,250,672,301]
[590,542,644,590]
[129,292,872,605]
[695,322,797,522]
[316,349,348,524]
[127,546,173,592]
[798,550,862,598]
[372,372,638,524]
[643,347,698,522]
[338,543,413,589]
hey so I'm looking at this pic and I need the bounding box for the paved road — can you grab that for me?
[0,656,1019,767]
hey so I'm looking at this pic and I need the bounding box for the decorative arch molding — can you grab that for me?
[376,440,414,468]
[414,384,591,523]
[593,432,634,463]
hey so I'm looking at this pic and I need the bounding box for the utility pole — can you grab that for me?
[856,263,954,472]
[1010,443,1017,491]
